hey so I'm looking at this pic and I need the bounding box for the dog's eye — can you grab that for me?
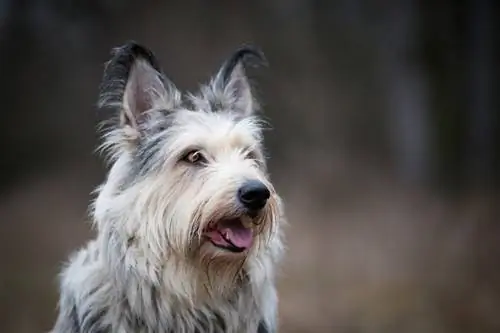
[183,150,206,165]
[245,151,257,160]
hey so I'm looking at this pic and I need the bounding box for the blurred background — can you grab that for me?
[0,0,499,332]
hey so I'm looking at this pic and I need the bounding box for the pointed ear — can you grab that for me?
[210,46,267,117]
[98,41,180,129]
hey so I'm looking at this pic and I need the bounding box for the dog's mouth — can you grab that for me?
[204,218,253,253]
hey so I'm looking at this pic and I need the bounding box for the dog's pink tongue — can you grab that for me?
[221,225,253,249]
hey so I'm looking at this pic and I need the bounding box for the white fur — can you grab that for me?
[51,43,285,333]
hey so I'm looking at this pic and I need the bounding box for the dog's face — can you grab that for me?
[94,42,282,276]
[160,111,280,257]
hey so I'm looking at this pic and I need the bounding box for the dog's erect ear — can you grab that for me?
[98,41,180,129]
[210,46,267,117]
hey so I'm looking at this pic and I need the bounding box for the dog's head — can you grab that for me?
[92,42,284,292]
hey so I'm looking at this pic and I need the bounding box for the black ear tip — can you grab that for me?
[220,44,268,84]
[98,41,163,111]
[110,41,161,73]
[111,40,139,53]
[233,45,268,68]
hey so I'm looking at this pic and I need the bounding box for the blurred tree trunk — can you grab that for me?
[376,0,431,186]
[466,0,494,189]
[0,0,128,195]
[251,0,334,161]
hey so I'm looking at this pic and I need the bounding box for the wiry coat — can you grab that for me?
[51,42,285,333]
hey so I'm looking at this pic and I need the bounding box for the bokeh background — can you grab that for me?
[1,1,499,332]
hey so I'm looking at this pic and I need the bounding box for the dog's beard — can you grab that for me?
[183,207,275,297]
[119,175,280,298]
[184,192,273,254]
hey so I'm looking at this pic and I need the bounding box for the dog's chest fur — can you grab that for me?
[55,241,271,333]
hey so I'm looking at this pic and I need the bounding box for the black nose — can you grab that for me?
[238,180,270,211]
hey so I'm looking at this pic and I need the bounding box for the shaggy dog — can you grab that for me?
[51,41,286,333]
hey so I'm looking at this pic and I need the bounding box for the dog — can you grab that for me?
[50,41,286,333]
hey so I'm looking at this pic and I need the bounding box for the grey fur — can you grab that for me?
[51,42,285,333]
